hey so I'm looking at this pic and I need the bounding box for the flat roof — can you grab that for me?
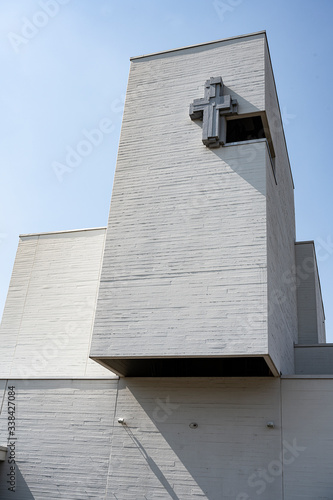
[130,30,266,60]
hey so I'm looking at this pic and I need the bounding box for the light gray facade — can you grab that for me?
[1,32,333,499]
[91,33,270,372]
[0,379,118,499]
[0,228,114,379]
[90,31,301,377]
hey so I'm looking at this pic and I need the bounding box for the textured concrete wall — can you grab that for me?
[0,229,114,378]
[264,42,297,375]
[91,34,274,362]
[295,243,318,344]
[282,378,333,499]
[316,295,326,343]
[294,345,333,374]
[314,252,326,343]
[1,376,333,499]
[104,376,333,500]
[295,242,325,345]
[0,379,118,499]
[0,380,7,449]
[107,377,282,500]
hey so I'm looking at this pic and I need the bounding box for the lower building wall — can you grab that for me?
[0,377,333,499]
[0,379,118,500]
[282,377,333,499]
[108,377,283,500]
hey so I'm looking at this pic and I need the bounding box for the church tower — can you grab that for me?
[90,31,324,377]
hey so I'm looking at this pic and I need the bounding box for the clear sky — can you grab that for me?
[1,0,333,340]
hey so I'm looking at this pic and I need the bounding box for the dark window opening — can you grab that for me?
[226,116,266,144]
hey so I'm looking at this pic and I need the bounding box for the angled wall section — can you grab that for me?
[264,40,298,375]
[295,241,326,345]
[0,228,114,379]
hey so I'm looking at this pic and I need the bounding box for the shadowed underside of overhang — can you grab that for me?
[91,356,274,377]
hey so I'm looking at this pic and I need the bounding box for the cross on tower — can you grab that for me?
[189,76,238,148]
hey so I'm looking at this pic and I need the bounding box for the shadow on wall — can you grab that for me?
[190,91,267,197]
[109,378,283,500]
[124,426,180,500]
[0,462,35,500]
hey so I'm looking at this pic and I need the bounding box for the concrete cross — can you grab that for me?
[189,76,238,148]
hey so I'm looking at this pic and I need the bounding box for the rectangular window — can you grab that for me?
[226,115,265,143]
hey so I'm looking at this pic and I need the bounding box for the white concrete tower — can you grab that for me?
[90,32,324,377]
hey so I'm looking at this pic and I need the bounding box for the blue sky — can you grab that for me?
[1,0,333,340]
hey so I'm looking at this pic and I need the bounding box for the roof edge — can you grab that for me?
[130,30,267,61]
[295,240,315,246]
[19,227,107,238]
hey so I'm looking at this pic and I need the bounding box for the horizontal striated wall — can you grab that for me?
[0,229,114,379]
[92,34,271,364]
[0,379,118,500]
